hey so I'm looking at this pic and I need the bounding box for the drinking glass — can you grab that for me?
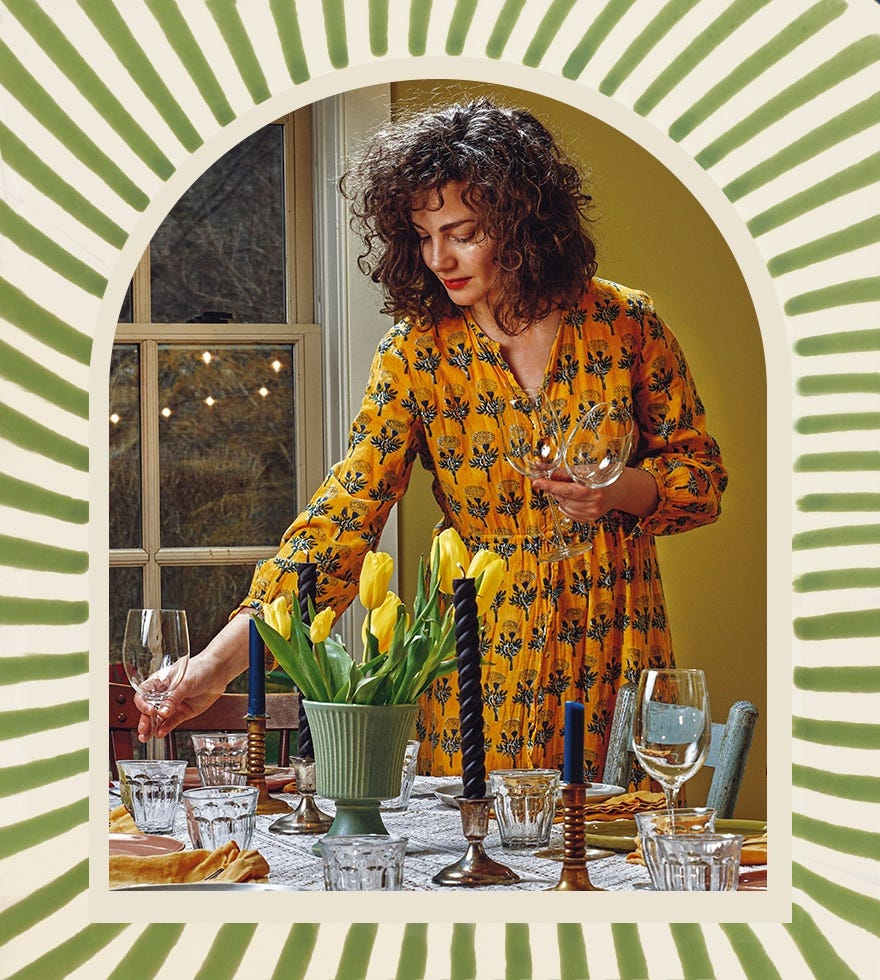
[183,785,259,850]
[318,835,408,891]
[632,668,711,825]
[122,609,190,759]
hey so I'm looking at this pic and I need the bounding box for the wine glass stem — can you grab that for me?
[545,494,571,553]
[146,704,163,760]
[663,783,678,829]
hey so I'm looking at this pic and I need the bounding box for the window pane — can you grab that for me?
[118,282,132,323]
[109,345,142,549]
[158,344,296,547]
[108,565,144,675]
[150,125,286,323]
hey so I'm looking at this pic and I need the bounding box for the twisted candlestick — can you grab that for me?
[246,715,291,815]
[293,561,316,758]
[548,782,603,891]
[453,576,485,800]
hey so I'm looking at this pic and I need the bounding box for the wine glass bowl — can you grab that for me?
[564,402,634,489]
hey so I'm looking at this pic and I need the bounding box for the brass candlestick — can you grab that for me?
[268,755,332,834]
[433,797,520,887]
[548,782,603,891]
[246,715,291,815]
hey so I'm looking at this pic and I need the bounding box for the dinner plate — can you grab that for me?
[583,817,767,853]
[433,781,626,808]
[110,834,185,857]
[264,767,298,791]
[117,882,291,891]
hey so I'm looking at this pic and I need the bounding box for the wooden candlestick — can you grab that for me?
[547,782,603,891]
[245,714,291,815]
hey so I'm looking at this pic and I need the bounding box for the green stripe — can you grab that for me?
[106,925,187,980]
[794,812,880,861]
[795,328,880,357]
[0,41,150,210]
[785,904,860,980]
[270,923,319,980]
[561,0,636,78]
[670,923,713,980]
[8,925,128,980]
[794,451,880,472]
[698,37,880,168]
[0,122,126,247]
[786,277,880,315]
[505,923,531,979]
[794,568,880,592]
[797,373,880,396]
[795,412,880,434]
[194,924,258,980]
[0,860,87,949]
[0,534,88,574]
[0,402,88,473]
[409,0,432,56]
[669,0,848,141]
[0,750,88,797]
[719,923,782,979]
[0,596,88,627]
[143,0,235,125]
[0,338,89,419]
[0,652,88,685]
[599,0,700,96]
[269,0,310,82]
[450,923,477,980]
[0,472,87,525]
[446,0,478,55]
[793,524,880,549]
[396,923,428,979]
[556,923,588,979]
[337,924,378,979]
[793,716,880,749]
[0,700,88,740]
[793,862,880,936]
[368,0,389,57]
[793,764,880,803]
[206,0,271,103]
[611,923,647,978]
[0,200,106,298]
[0,277,92,364]
[769,215,880,276]
[523,0,578,68]
[0,798,87,860]
[321,0,349,68]
[486,0,526,59]
[725,94,880,202]
[634,0,772,115]
[794,609,880,641]
[794,665,880,693]
[748,151,880,236]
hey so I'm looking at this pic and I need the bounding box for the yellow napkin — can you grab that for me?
[583,791,666,821]
[109,805,139,834]
[109,839,270,889]
[626,832,768,866]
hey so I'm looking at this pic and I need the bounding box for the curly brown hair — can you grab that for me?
[340,97,597,335]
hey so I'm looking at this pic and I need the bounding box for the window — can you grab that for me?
[109,109,323,671]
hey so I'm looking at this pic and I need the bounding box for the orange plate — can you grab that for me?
[110,834,185,857]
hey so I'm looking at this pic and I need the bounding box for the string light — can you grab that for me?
[205,396,215,407]
[258,386,269,397]
[161,407,172,418]
[271,359,282,373]
[109,413,120,424]
[201,351,212,364]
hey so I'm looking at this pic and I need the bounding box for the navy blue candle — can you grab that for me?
[248,618,266,716]
[563,700,585,784]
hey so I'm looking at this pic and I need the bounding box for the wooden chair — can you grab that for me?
[602,681,758,818]
[109,682,299,777]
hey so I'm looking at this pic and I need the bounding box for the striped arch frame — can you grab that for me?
[1,1,878,977]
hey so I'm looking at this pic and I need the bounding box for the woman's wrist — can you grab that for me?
[608,466,659,519]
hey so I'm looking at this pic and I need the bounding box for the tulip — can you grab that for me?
[359,551,394,610]
[431,527,469,594]
[362,591,407,653]
[466,549,505,617]
[262,596,291,640]
[309,607,335,644]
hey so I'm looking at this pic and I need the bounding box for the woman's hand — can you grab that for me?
[533,466,660,521]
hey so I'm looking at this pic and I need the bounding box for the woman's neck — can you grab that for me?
[468,306,562,391]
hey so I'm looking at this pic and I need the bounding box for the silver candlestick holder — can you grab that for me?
[432,797,520,887]
[268,756,333,835]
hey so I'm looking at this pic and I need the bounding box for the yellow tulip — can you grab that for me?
[309,607,335,644]
[359,551,394,611]
[362,591,407,653]
[431,527,469,593]
[262,596,291,639]
[466,549,505,617]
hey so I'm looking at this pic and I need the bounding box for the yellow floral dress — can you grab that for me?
[242,278,727,785]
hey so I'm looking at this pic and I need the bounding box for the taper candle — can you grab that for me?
[453,575,486,799]
[248,618,266,716]
[293,560,316,758]
[563,700,585,784]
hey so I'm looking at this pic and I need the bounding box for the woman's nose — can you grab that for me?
[424,238,455,272]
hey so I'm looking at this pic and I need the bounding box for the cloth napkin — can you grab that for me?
[626,831,768,866]
[583,791,666,821]
[109,839,270,889]
[109,805,139,834]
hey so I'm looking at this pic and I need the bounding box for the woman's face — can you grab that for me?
[412,182,498,318]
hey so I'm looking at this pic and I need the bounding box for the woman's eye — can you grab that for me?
[452,234,474,244]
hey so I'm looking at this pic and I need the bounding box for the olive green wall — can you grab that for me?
[392,80,767,820]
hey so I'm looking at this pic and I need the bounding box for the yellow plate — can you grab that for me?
[583,817,767,853]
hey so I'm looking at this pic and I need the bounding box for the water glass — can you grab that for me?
[381,740,420,811]
[634,807,717,890]
[488,768,560,849]
[318,835,408,890]
[654,832,743,891]
[182,785,259,850]
[117,759,187,834]
[191,733,248,786]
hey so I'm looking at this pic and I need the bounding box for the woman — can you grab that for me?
[136,98,727,784]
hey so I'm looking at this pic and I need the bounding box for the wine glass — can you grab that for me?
[632,668,711,826]
[499,388,591,562]
[122,609,190,759]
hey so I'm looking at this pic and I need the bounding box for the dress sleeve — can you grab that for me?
[628,296,728,538]
[237,325,424,616]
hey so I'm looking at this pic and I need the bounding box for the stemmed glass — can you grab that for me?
[632,668,711,826]
[499,388,592,562]
[122,608,190,759]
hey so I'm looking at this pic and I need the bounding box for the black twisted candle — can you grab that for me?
[453,575,486,799]
[293,560,316,758]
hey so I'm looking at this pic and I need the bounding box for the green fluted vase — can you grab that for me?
[304,700,418,842]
